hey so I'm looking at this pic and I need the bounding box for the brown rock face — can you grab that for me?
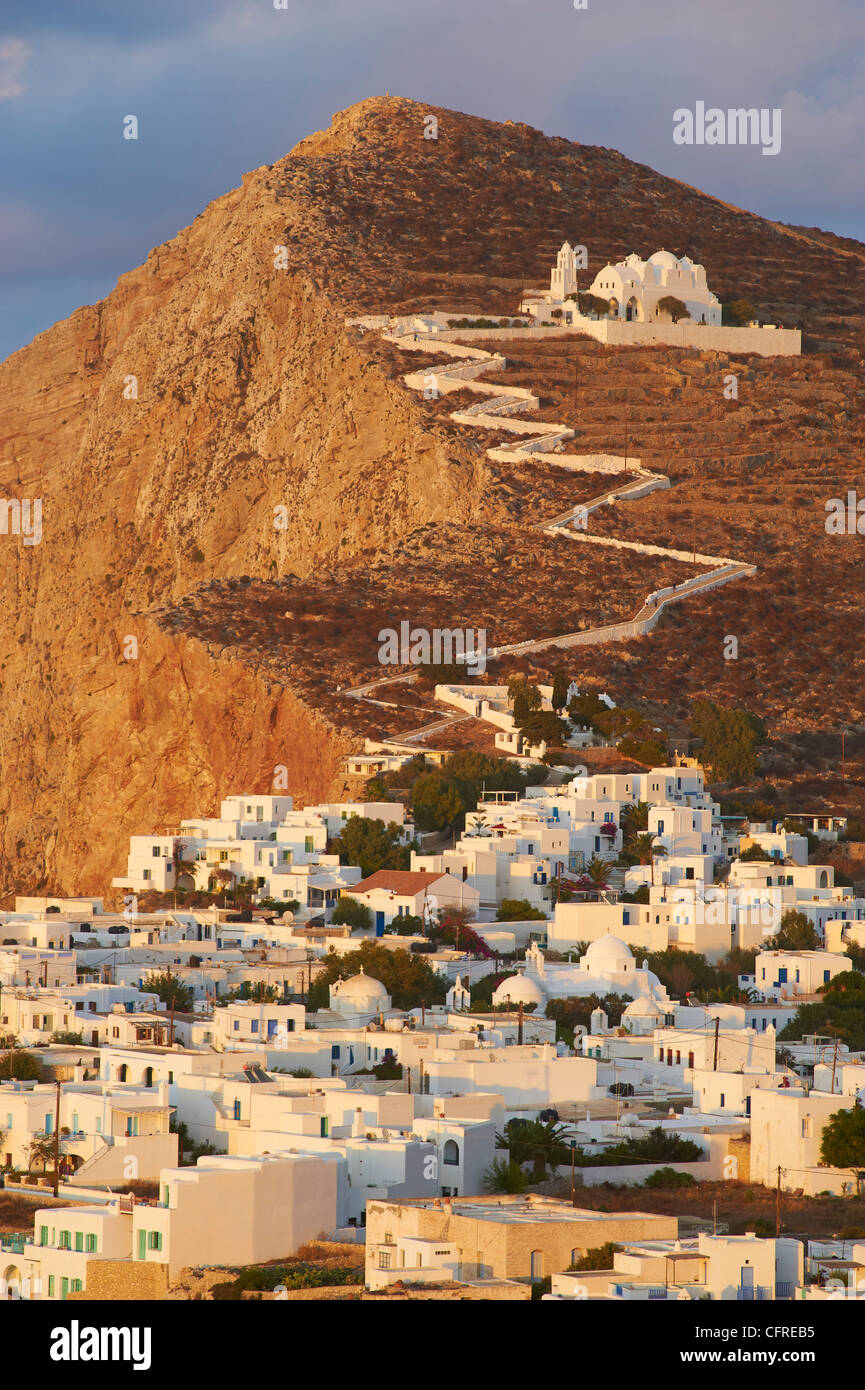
[1,95,863,897]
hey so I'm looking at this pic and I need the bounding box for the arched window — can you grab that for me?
[143,1067,154,1088]
[443,1140,459,1166]
[819,871,829,888]
[117,1064,128,1083]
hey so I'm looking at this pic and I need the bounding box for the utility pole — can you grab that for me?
[713,1016,720,1072]
[570,1140,577,1206]
[518,1000,524,1047]
[775,1165,782,1236]
[169,993,176,1048]
[52,1079,62,1198]
[831,1037,840,1094]
[712,1198,717,1236]
[406,1065,412,1095]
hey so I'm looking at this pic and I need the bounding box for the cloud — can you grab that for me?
[0,37,30,98]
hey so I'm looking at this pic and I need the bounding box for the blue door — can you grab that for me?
[375,911,385,936]
[267,1019,278,1038]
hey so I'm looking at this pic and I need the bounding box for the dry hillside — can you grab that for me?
[1,94,864,896]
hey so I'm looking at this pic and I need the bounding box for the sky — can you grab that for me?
[1,0,863,361]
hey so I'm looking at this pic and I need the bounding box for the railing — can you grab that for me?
[737,1285,771,1301]
[776,1282,795,1300]
[0,1232,28,1253]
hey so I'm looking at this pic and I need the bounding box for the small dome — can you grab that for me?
[336,967,389,1002]
[583,935,634,968]
[624,996,663,1017]
[492,973,544,1007]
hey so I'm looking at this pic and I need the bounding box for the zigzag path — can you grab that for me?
[342,322,757,746]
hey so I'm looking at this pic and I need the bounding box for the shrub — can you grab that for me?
[644,1166,696,1188]
[330,898,373,931]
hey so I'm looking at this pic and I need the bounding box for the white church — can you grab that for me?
[543,242,722,325]
[490,936,671,1013]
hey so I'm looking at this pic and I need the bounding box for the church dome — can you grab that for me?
[647,249,679,270]
[492,973,544,1007]
[623,996,663,1017]
[582,934,634,969]
[335,967,389,1002]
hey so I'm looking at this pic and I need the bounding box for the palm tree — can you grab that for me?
[621,801,649,845]
[496,1119,573,1181]
[635,834,667,886]
[586,857,609,892]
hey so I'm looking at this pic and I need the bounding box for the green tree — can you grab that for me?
[411,773,470,833]
[496,899,547,922]
[770,910,820,951]
[739,844,774,862]
[690,700,767,784]
[722,298,757,327]
[569,1242,622,1271]
[140,973,194,1013]
[0,1050,43,1081]
[820,1104,865,1194]
[546,993,632,1044]
[551,670,570,712]
[482,1158,529,1194]
[656,295,690,323]
[306,941,446,1013]
[331,817,411,879]
[330,898,373,931]
[518,711,569,746]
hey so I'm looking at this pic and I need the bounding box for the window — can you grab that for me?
[384,1231,393,1245]
[59,1230,71,1249]
[148,1231,163,1251]
[443,1139,459,1166]
[86,1234,97,1253]
[75,1232,84,1252]
[801,1117,812,1139]
[39,1225,48,1247]
[48,1276,55,1299]
[720,1093,725,1107]
[151,845,161,858]
[71,1280,83,1293]
[378,1251,392,1270]
[305,836,314,854]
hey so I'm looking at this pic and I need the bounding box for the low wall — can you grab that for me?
[572,1158,715,1187]
[428,321,802,358]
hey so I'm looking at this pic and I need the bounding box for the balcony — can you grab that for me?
[737,1285,771,1301]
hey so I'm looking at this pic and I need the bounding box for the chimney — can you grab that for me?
[352,1106,365,1138]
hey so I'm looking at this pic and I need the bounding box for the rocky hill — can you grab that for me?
[1,94,863,897]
